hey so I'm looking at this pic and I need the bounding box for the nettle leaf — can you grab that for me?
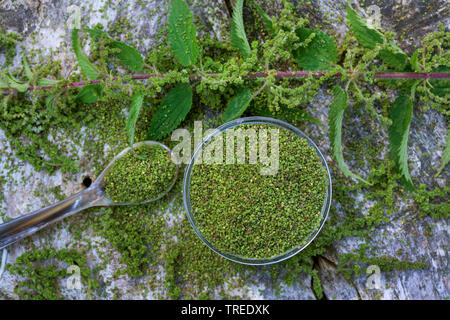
[168,0,199,67]
[254,3,275,37]
[71,28,100,80]
[230,0,251,59]
[37,78,60,86]
[294,27,338,71]
[6,73,29,92]
[346,2,407,70]
[436,129,450,177]
[84,28,144,72]
[388,94,414,190]
[222,86,252,122]
[430,65,450,97]
[84,28,104,38]
[147,83,192,141]
[23,56,34,81]
[346,1,383,50]
[76,84,103,103]
[108,41,144,72]
[329,86,370,185]
[45,93,58,113]
[410,50,420,72]
[379,43,408,71]
[126,91,144,148]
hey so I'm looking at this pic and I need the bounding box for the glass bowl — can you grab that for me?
[182,116,332,265]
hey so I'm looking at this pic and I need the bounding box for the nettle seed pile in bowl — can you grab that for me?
[189,123,329,260]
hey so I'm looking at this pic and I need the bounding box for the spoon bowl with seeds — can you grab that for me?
[0,141,179,250]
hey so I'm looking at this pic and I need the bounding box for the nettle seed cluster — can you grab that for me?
[104,144,177,203]
[189,124,328,259]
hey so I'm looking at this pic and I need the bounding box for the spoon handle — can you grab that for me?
[0,186,105,250]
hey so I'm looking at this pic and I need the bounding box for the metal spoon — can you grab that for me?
[0,141,179,250]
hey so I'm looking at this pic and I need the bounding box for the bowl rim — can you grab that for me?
[182,116,332,265]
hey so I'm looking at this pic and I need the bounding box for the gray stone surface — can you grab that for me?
[0,0,449,300]
[317,256,359,300]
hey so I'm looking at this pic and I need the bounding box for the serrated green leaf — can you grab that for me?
[329,86,370,185]
[84,28,105,39]
[147,83,192,140]
[293,27,338,71]
[76,84,103,103]
[379,43,408,71]
[230,0,251,59]
[346,1,408,70]
[388,94,414,190]
[6,73,29,92]
[346,0,383,50]
[429,65,450,97]
[71,28,100,80]
[107,41,143,72]
[222,86,252,122]
[45,93,58,113]
[84,28,143,72]
[254,3,275,37]
[435,129,450,177]
[37,78,60,86]
[168,0,199,67]
[126,91,144,148]
[23,56,34,81]
[410,50,420,72]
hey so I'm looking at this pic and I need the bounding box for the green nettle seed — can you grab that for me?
[104,144,177,203]
[189,124,329,259]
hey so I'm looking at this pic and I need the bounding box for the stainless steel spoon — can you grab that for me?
[0,141,179,250]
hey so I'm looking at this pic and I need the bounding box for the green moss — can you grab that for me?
[0,28,20,67]
[93,204,166,278]
[163,215,244,299]
[413,184,450,220]
[7,247,97,300]
[337,245,428,280]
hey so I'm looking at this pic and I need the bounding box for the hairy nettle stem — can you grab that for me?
[2,71,450,95]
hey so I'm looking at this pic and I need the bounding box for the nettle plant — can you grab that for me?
[0,0,449,189]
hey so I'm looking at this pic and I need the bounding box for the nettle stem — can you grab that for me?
[2,71,449,94]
